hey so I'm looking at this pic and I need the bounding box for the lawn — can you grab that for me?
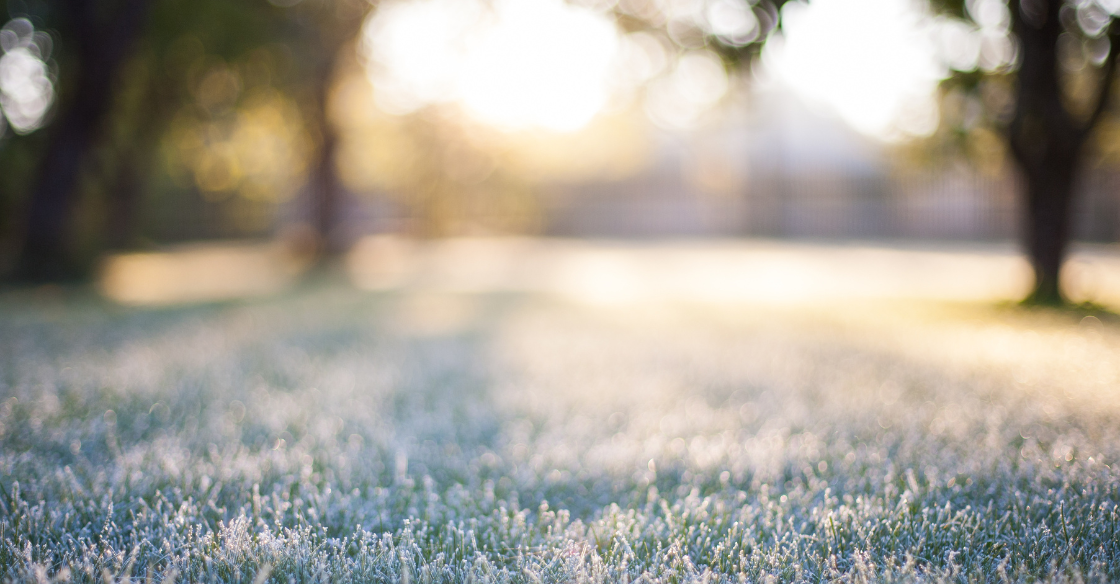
[2,241,1120,583]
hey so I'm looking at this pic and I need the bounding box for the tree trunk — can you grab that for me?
[291,0,372,260]
[308,61,342,255]
[1006,0,1095,305]
[17,119,90,280]
[14,0,149,281]
[1021,154,1078,304]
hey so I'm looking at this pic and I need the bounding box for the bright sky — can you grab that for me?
[361,0,956,140]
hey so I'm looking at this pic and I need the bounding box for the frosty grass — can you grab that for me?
[2,284,1119,583]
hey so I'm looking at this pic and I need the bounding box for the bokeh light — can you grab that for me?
[644,49,729,128]
[704,0,760,46]
[163,55,310,206]
[0,17,54,135]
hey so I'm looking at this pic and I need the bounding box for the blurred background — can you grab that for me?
[1,0,1119,304]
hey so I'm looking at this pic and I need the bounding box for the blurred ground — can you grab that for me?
[96,238,1120,309]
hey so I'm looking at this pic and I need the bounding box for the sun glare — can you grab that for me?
[362,0,621,132]
[362,0,969,140]
[762,0,947,140]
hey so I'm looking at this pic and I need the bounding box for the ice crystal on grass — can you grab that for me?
[1,287,1119,583]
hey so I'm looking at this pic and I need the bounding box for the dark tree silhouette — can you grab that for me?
[1003,0,1119,304]
[6,0,372,280]
[15,0,152,280]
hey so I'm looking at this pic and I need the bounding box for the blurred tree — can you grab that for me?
[3,0,373,281]
[636,0,1116,305]
[664,0,1120,306]
[13,0,151,280]
[279,0,370,255]
[927,0,1120,305]
[95,0,282,251]
[612,0,786,74]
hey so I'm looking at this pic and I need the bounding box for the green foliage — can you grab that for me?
[0,0,367,264]
[927,0,972,21]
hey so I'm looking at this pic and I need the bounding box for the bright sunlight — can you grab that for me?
[362,0,979,140]
[762,0,947,140]
[361,0,620,132]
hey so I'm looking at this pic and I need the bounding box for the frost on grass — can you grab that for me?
[1,288,1119,583]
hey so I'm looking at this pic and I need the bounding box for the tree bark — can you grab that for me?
[14,0,149,281]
